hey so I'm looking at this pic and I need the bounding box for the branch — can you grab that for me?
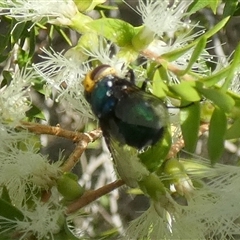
[19,121,102,142]
[20,121,80,140]
[142,49,195,81]
[167,123,209,159]
[66,179,125,214]
[19,121,102,171]
[60,130,102,172]
[61,130,100,172]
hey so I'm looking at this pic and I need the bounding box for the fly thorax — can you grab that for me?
[90,78,117,118]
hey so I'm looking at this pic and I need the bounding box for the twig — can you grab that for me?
[60,130,102,172]
[19,121,102,172]
[66,179,125,214]
[167,138,185,159]
[142,49,196,81]
[19,121,102,142]
[167,123,209,159]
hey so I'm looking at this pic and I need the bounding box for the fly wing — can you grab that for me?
[107,137,149,187]
[114,89,168,129]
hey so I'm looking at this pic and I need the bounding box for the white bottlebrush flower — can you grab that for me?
[0,68,35,124]
[126,158,240,239]
[182,159,240,239]
[0,0,79,26]
[0,135,61,207]
[146,30,210,84]
[33,47,94,119]
[137,0,192,38]
[0,126,63,239]
[127,202,206,239]
[127,204,173,239]
[0,194,65,240]
[137,0,211,84]
[0,123,30,147]
[81,36,129,77]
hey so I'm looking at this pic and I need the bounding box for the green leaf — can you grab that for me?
[75,0,106,12]
[31,77,45,95]
[161,43,194,62]
[116,46,138,63]
[0,34,10,53]
[169,82,201,102]
[152,69,168,98]
[233,2,240,16]
[0,54,8,64]
[1,186,11,203]
[0,198,24,221]
[222,42,240,91]
[74,0,92,11]
[0,18,11,53]
[187,0,209,14]
[132,26,154,51]
[209,0,220,13]
[11,21,26,43]
[180,36,207,75]
[207,107,227,164]
[87,18,136,47]
[0,16,11,53]
[28,26,37,57]
[26,104,45,120]
[181,102,200,153]
[223,0,238,17]
[225,118,240,139]
[98,228,119,240]
[187,0,233,17]
[162,17,230,62]
[200,65,230,86]
[197,87,235,113]
[203,16,230,40]
[139,127,172,172]
[95,4,118,11]
[2,70,13,87]
[17,48,31,67]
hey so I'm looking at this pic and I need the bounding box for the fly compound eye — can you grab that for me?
[83,65,116,93]
[90,64,116,81]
